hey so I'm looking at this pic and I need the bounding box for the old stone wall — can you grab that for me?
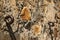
[0,0,60,40]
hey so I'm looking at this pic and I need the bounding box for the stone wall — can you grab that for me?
[0,0,60,40]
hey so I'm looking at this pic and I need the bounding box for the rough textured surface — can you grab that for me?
[0,0,60,40]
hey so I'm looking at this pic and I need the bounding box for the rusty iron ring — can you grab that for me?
[4,15,14,25]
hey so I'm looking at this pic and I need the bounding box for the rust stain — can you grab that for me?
[20,7,31,21]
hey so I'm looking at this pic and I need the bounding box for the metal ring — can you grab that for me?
[4,15,14,25]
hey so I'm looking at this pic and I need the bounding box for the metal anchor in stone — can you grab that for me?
[4,15,16,40]
[48,22,54,40]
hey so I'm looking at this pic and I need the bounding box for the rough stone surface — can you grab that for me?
[0,0,60,40]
